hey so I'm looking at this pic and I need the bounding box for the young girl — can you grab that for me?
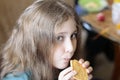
[0,0,93,80]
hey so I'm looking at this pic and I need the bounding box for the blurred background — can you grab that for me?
[0,0,119,80]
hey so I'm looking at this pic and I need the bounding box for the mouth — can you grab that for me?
[64,58,71,63]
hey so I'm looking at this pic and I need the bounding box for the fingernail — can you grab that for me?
[86,69,90,73]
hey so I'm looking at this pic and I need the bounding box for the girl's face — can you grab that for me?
[53,18,77,69]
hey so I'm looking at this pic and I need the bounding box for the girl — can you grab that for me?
[0,0,93,80]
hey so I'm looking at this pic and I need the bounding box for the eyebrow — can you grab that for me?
[57,29,77,35]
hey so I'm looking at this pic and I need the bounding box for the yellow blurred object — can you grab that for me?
[116,24,120,34]
[114,0,120,3]
[116,24,120,29]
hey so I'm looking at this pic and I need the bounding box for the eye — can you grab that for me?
[56,36,64,41]
[71,32,77,39]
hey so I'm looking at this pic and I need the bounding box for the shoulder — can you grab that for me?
[2,71,31,80]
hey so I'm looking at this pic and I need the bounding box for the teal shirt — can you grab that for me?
[3,71,31,80]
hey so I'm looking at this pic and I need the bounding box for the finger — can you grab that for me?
[70,77,76,80]
[79,58,84,64]
[83,61,90,68]
[59,67,72,79]
[63,70,77,80]
[86,67,93,74]
[88,74,93,80]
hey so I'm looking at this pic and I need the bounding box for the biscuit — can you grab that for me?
[70,59,88,80]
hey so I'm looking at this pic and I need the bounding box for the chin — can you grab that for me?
[56,64,68,69]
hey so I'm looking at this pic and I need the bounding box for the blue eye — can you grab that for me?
[57,36,64,41]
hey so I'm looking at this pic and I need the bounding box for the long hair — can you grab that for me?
[0,0,82,80]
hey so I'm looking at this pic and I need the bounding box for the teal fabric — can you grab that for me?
[3,71,31,80]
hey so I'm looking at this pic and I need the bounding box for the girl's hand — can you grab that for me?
[58,59,93,80]
[79,59,93,80]
[58,67,77,80]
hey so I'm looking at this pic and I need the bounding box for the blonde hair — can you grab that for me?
[0,0,81,80]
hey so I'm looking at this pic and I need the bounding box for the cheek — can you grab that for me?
[52,45,63,60]
[53,45,63,58]
[52,47,64,68]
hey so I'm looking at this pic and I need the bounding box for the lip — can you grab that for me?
[64,58,70,63]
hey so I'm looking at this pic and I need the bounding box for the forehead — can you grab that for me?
[55,18,77,34]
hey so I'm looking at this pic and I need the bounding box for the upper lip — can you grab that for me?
[64,58,71,62]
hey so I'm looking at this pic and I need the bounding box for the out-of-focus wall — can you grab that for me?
[0,0,34,46]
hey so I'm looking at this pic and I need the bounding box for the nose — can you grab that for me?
[65,39,74,53]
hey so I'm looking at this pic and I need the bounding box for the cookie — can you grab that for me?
[70,59,88,80]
